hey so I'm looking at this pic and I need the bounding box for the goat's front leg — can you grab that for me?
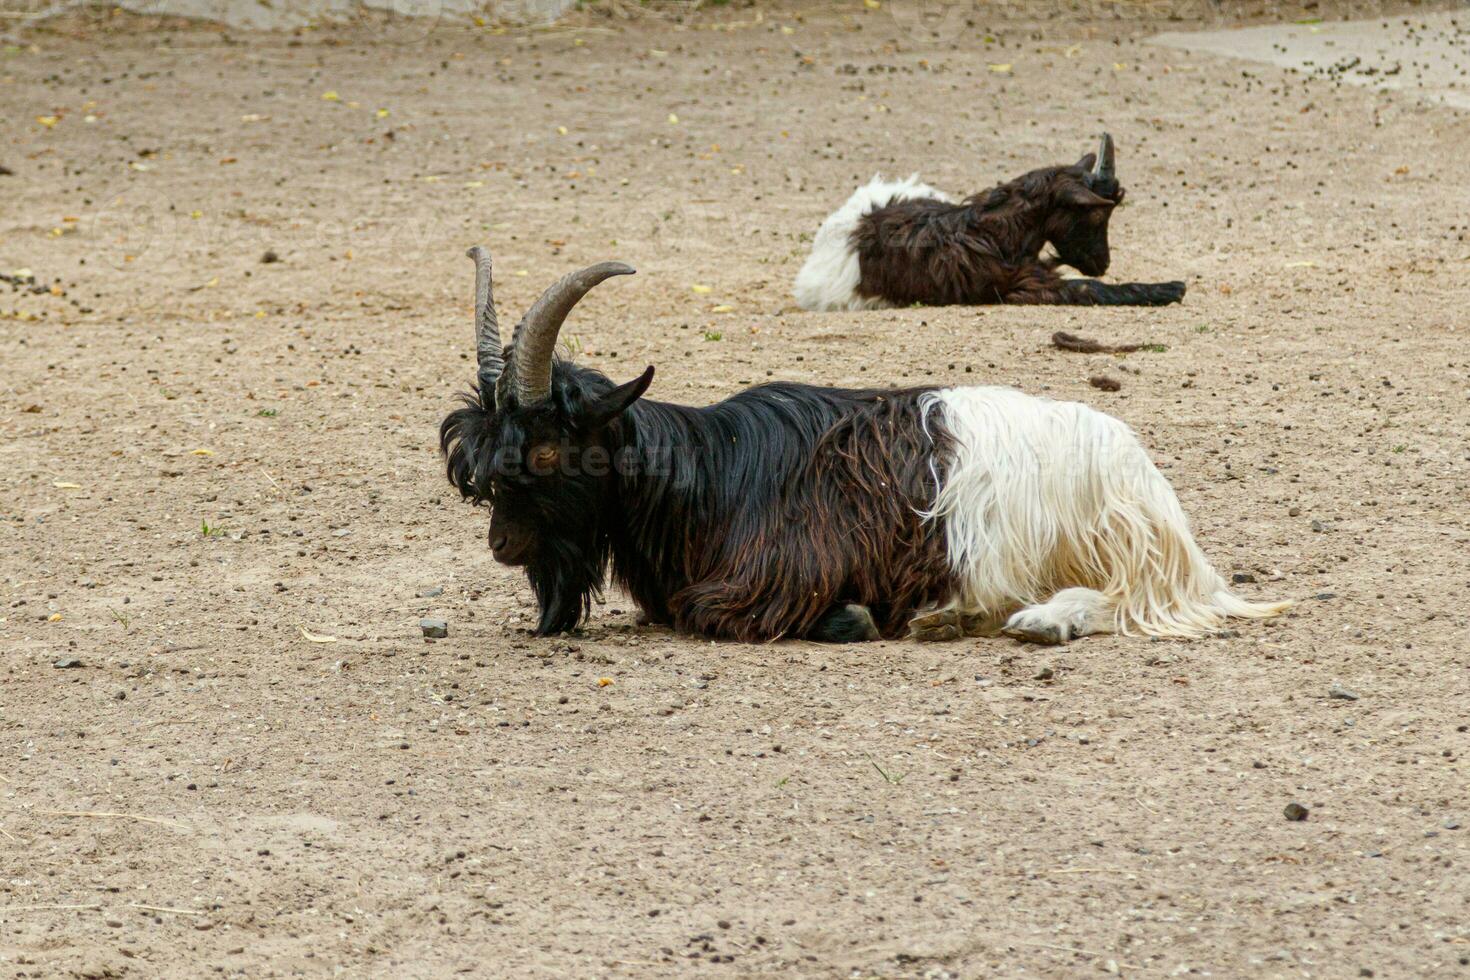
[1001,264,1185,306]
[1061,279,1186,306]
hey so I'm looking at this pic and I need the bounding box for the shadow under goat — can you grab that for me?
[794,134,1186,310]
[441,248,1284,644]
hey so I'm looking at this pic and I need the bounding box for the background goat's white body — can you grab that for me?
[793,173,950,312]
[922,387,1290,638]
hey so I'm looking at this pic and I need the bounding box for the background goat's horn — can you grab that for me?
[503,261,636,406]
[1094,132,1115,182]
[466,245,504,393]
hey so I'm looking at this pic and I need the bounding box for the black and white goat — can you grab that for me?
[794,134,1187,310]
[441,247,1284,643]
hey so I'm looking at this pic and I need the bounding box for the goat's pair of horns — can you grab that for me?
[467,245,635,407]
[1093,132,1115,183]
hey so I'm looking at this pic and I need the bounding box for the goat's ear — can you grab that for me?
[1060,184,1114,208]
[581,365,654,431]
[1075,152,1097,172]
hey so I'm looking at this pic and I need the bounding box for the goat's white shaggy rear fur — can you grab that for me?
[793,174,951,312]
[921,387,1290,639]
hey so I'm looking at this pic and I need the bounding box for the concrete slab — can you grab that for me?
[1151,11,1470,110]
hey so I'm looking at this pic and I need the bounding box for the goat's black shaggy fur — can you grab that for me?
[853,155,1186,307]
[441,363,957,640]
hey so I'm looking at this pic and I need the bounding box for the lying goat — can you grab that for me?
[442,247,1284,644]
[794,134,1186,311]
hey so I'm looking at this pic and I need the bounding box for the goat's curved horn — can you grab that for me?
[502,261,636,407]
[1094,132,1115,182]
[466,245,504,392]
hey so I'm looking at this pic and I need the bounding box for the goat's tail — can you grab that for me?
[1091,445,1293,637]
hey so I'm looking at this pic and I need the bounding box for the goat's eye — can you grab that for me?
[528,445,560,474]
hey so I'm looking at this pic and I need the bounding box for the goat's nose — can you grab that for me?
[491,534,508,552]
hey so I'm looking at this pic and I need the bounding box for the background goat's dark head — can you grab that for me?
[1047,133,1125,276]
[440,248,652,634]
[974,133,1126,277]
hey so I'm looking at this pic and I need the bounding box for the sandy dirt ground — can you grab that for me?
[3,1,1470,976]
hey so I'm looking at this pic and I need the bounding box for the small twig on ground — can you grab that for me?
[1009,867,1133,876]
[515,22,619,35]
[258,465,284,495]
[38,809,187,830]
[1052,331,1156,354]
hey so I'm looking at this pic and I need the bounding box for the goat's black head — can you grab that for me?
[1046,133,1126,277]
[440,247,652,634]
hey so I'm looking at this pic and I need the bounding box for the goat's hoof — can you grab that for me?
[1003,622,1068,645]
[810,603,881,643]
[913,623,963,642]
[1002,610,1071,646]
[908,608,963,642]
[1154,281,1187,305]
[961,612,1006,637]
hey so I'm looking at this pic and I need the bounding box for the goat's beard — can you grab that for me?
[524,531,609,635]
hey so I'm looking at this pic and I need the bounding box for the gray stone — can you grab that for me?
[420,619,448,639]
[1283,802,1309,822]
[1329,683,1360,701]
[417,586,444,598]
[53,657,82,669]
